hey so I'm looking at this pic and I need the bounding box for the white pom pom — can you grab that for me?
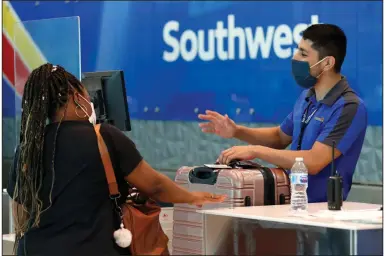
[113,224,132,248]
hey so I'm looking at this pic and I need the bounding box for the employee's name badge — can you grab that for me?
[315,116,324,122]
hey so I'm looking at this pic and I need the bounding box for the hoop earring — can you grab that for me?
[75,104,87,118]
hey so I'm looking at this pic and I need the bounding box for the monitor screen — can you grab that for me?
[81,70,131,131]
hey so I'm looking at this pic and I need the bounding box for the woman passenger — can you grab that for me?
[8,63,225,256]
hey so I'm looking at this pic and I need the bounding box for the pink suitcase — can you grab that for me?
[172,161,290,255]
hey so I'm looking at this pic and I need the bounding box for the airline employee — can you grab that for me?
[198,24,367,203]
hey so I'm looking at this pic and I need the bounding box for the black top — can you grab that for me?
[7,121,143,256]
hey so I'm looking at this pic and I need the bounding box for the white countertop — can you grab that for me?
[2,234,16,255]
[200,202,383,231]
[3,234,15,241]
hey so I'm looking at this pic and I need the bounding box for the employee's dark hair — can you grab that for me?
[13,63,83,248]
[302,24,347,73]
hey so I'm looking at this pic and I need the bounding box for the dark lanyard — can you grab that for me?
[297,101,320,150]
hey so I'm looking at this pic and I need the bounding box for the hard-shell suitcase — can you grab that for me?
[172,161,291,255]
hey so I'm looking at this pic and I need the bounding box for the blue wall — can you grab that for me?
[6,1,383,125]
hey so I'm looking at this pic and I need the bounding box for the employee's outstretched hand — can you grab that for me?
[189,191,227,208]
[198,110,237,138]
[217,145,259,165]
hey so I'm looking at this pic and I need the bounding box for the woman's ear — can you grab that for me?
[73,91,81,106]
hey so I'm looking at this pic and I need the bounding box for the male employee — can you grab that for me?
[198,24,367,203]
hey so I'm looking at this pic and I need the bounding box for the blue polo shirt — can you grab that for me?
[280,78,367,203]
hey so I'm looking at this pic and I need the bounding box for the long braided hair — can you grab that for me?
[13,63,84,249]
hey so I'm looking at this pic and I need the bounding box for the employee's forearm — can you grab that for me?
[234,125,284,149]
[253,146,319,174]
[151,173,195,204]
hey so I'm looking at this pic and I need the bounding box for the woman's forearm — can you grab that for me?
[151,173,195,204]
[125,160,196,204]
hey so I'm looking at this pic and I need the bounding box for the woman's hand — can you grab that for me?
[189,191,227,208]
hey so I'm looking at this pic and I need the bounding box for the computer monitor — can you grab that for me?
[81,70,131,131]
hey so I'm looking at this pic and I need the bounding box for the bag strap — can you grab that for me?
[94,124,120,197]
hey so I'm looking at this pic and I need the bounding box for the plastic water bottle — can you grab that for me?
[290,157,308,212]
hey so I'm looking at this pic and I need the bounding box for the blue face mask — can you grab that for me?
[291,58,326,89]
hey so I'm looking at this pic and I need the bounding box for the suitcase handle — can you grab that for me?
[189,167,219,185]
[228,160,262,169]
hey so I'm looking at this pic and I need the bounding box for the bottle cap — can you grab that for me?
[295,157,304,161]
